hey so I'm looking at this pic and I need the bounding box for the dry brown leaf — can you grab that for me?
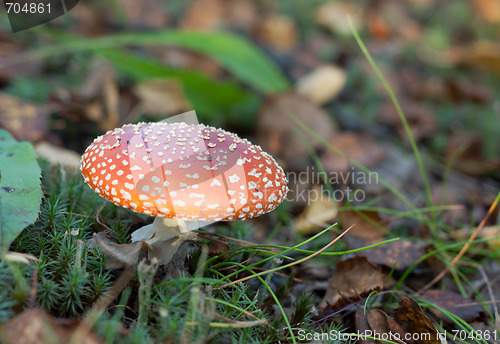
[54,61,120,131]
[35,142,82,170]
[422,290,487,323]
[0,92,49,142]
[114,0,169,28]
[315,2,363,36]
[257,15,297,52]
[257,92,337,170]
[445,41,500,74]
[0,308,103,344]
[295,185,338,235]
[180,0,225,31]
[341,210,387,240]
[92,231,149,269]
[473,0,500,23]
[320,256,386,309]
[320,132,386,175]
[226,0,258,31]
[133,79,191,117]
[345,236,428,270]
[379,101,436,141]
[480,225,500,249]
[80,61,120,131]
[393,298,442,344]
[296,65,346,105]
[445,133,500,175]
[356,307,409,344]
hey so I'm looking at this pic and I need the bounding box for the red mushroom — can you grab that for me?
[80,122,288,264]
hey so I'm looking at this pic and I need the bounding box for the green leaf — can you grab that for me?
[101,49,259,126]
[22,30,290,93]
[0,129,42,254]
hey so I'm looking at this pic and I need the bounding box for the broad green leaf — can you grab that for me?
[20,30,290,93]
[101,49,259,126]
[0,129,42,255]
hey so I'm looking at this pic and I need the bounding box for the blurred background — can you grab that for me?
[1,1,500,340]
[0,0,499,228]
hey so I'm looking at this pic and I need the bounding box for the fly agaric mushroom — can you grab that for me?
[80,122,288,264]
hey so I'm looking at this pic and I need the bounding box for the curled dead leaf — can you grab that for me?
[295,185,339,235]
[394,298,442,344]
[257,15,298,52]
[320,256,386,309]
[0,308,103,344]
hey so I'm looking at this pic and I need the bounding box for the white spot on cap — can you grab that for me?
[152,176,161,183]
[125,183,134,190]
[174,200,186,207]
[210,179,222,187]
[228,174,240,183]
[122,191,132,200]
[139,195,149,200]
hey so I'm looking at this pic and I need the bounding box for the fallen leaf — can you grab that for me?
[295,185,338,235]
[0,92,49,142]
[80,61,120,131]
[320,256,386,309]
[315,2,363,36]
[34,142,82,170]
[180,0,225,31]
[257,15,298,52]
[422,290,487,323]
[393,298,441,344]
[226,0,258,31]
[341,210,387,240]
[473,0,500,23]
[0,129,42,254]
[480,225,500,249]
[54,60,120,132]
[92,231,149,269]
[355,308,379,344]
[356,307,409,344]
[115,0,169,28]
[345,236,428,270]
[133,79,191,117]
[444,41,500,75]
[296,65,346,105]
[379,100,436,141]
[257,92,337,170]
[445,133,500,175]
[0,308,103,344]
[319,132,386,175]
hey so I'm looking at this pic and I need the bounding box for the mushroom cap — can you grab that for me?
[80,122,288,221]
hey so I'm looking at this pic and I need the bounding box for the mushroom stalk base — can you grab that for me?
[131,217,199,265]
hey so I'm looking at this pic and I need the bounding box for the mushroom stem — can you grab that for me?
[131,217,198,264]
